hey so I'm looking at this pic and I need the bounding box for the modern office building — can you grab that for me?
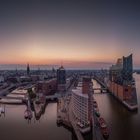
[108,54,138,110]
[71,77,93,133]
[57,65,66,92]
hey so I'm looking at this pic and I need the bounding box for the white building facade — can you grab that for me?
[72,88,89,126]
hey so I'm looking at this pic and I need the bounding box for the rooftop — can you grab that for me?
[72,88,88,98]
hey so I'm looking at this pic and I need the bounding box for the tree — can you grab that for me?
[28,88,36,99]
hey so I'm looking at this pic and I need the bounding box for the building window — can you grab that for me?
[125,89,128,92]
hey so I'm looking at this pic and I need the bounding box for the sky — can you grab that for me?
[0,0,140,69]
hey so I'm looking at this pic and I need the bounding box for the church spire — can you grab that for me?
[27,63,30,75]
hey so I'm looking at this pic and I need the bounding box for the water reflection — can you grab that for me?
[1,75,140,140]
[0,102,73,140]
[93,74,140,140]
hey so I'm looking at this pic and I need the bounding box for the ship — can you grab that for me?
[98,117,109,139]
[108,54,138,111]
[24,109,33,120]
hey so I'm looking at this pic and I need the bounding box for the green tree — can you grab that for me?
[28,88,36,99]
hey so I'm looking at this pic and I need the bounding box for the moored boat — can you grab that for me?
[24,109,33,120]
[98,117,109,139]
[24,110,28,119]
[95,111,100,117]
[93,102,98,108]
[102,127,109,139]
[0,107,5,114]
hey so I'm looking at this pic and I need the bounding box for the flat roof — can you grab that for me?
[72,89,88,98]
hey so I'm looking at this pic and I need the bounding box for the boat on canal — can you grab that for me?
[24,109,33,120]
[98,117,109,139]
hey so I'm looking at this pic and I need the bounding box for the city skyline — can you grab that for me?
[0,1,140,140]
[0,0,140,69]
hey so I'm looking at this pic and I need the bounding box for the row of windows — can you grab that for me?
[72,93,89,124]
[73,99,88,108]
[72,98,88,110]
[72,93,88,104]
[73,111,88,123]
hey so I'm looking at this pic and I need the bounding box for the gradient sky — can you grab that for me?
[0,0,140,69]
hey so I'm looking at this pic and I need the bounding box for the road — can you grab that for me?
[0,84,15,96]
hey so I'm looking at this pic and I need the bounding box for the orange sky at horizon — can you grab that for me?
[0,28,139,69]
[0,1,140,69]
[0,32,126,67]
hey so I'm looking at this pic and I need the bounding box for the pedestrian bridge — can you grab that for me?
[46,93,61,100]
[92,87,108,93]
[93,88,107,90]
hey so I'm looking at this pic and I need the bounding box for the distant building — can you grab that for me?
[6,77,18,83]
[0,75,4,83]
[30,75,40,82]
[109,54,133,85]
[20,76,31,82]
[57,66,66,92]
[52,67,56,77]
[35,78,57,95]
[27,63,30,76]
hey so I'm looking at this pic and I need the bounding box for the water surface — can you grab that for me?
[1,74,140,140]
[93,74,140,140]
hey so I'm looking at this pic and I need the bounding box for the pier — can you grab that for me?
[33,95,46,120]
[0,90,27,104]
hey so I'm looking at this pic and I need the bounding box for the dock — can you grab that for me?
[33,99,46,119]
[57,96,85,140]
[57,98,71,127]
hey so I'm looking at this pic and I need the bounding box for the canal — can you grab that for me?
[0,103,73,140]
[93,73,140,140]
[0,74,140,140]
